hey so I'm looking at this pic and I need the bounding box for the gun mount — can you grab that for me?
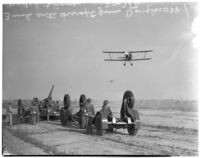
[39,85,60,120]
[86,90,140,136]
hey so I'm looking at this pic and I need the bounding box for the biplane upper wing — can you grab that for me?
[128,50,153,53]
[103,51,125,53]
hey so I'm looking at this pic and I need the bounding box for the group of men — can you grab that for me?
[83,98,113,120]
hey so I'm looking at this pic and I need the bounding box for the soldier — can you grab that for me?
[85,98,95,134]
[85,98,95,116]
[31,98,39,124]
[6,103,13,126]
[101,100,113,121]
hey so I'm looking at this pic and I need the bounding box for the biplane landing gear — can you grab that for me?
[124,63,126,66]
[131,63,133,66]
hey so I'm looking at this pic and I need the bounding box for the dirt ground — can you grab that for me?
[2,120,198,156]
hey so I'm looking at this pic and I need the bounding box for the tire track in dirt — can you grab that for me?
[4,121,198,155]
[45,121,198,155]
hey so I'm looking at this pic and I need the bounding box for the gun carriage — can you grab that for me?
[60,90,140,136]
[92,91,140,136]
[15,98,39,125]
[39,85,60,120]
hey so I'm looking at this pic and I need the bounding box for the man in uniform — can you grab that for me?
[85,98,95,116]
[101,100,113,121]
[31,98,39,124]
[85,98,95,134]
[6,103,13,126]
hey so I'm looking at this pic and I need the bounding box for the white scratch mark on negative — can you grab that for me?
[184,3,190,17]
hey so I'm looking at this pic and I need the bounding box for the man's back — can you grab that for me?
[85,103,95,116]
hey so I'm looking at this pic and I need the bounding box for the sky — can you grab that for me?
[3,2,199,101]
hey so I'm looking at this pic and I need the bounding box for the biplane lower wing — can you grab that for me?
[104,58,151,61]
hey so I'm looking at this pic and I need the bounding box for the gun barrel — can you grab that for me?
[48,85,54,99]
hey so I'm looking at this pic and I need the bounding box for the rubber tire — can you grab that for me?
[64,94,71,109]
[95,113,104,136]
[123,90,135,109]
[127,125,138,136]
[79,94,86,108]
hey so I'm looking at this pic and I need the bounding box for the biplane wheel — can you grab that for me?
[64,94,71,109]
[123,91,135,109]
[79,94,86,108]
[95,113,104,136]
[127,125,138,136]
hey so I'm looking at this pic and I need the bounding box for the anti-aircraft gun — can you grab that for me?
[9,98,39,125]
[86,90,140,136]
[39,85,60,120]
[60,94,86,126]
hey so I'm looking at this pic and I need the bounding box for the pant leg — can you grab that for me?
[9,113,13,126]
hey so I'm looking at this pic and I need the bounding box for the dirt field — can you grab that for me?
[2,118,198,156]
[2,99,198,156]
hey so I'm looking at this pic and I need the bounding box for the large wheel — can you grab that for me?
[78,94,86,128]
[64,94,71,109]
[120,90,135,121]
[127,125,138,136]
[123,90,134,109]
[79,94,86,108]
[95,113,104,136]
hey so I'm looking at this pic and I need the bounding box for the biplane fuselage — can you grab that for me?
[125,52,132,61]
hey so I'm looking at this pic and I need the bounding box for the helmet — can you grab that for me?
[103,100,109,105]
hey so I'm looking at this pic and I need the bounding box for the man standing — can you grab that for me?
[101,100,113,121]
[85,98,95,134]
[6,103,13,126]
[85,98,95,116]
[31,98,39,124]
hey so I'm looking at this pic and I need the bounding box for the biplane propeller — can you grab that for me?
[103,50,153,66]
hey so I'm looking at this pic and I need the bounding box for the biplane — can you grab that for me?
[103,50,153,66]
